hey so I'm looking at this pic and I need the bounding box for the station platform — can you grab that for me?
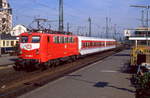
[19,50,135,98]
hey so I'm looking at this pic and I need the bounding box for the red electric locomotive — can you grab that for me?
[14,32,79,71]
[14,32,116,71]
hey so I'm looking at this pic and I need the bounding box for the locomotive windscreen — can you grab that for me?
[32,36,40,43]
[21,36,28,43]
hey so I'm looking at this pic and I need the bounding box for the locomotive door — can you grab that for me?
[47,36,51,58]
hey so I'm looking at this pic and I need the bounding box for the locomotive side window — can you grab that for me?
[58,36,61,43]
[71,37,73,43]
[21,36,28,43]
[71,37,74,43]
[32,36,40,43]
[54,36,60,43]
[60,36,65,43]
[54,36,57,43]
[68,37,71,43]
[65,37,68,43]
[68,37,74,43]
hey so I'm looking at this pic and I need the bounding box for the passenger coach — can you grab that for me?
[78,36,116,55]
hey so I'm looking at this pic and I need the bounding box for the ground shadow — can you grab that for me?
[94,81,135,93]
[114,54,130,57]
[68,77,135,93]
[94,81,108,88]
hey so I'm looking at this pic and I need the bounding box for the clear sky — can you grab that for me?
[8,0,150,37]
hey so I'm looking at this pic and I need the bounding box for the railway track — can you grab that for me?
[0,47,123,98]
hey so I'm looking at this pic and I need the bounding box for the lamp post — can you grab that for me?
[88,17,92,37]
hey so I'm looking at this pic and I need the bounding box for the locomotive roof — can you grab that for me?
[20,32,116,41]
[20,32,76,37]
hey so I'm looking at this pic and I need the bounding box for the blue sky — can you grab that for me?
[8,0,150,37]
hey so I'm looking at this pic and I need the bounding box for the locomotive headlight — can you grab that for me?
[20,50,22,54]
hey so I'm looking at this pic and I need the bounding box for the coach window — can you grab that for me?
[6,41,9,46]
[82,42,84,48]
[3,41,5,46]
[32,36,40,43]
[85,42,87,48]
[100,42,102,46]
[98,42,100,46]
[21,36,28,43]
[11,41,14,46]
[101,42,103,46]
[84,42,86,47]
[87,42,89,46]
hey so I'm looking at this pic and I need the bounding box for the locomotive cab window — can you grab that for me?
[20,36,28,43]
[32,36,40,43]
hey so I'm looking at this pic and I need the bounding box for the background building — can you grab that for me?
[0,0,12,34]
[11,25,27,36]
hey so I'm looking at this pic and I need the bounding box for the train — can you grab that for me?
[13,31,117,71]
[0,34,19,55]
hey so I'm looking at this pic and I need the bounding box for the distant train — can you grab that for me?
[0,34,19,55]
[14,32,117,71]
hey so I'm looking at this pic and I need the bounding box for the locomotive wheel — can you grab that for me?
[13,60,24,71]
[25,65,33,72]
[54,59,60,66]
[13,65,21,71]
[41,63,49,71]
[71,56,76,61]
[68,57,73,63]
